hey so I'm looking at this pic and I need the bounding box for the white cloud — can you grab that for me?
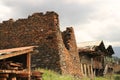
[64,0,96,4]
[74,0,120,47]
[0,1,12,21]
[104,41,120,47]
[75,30,95,42]
[0,0,120,47]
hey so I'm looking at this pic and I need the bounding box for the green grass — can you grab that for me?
[82,75,120,80]
[36,68,120,80]
[36,69,75,80]
[113,74,120,80]
[93,74,120,80]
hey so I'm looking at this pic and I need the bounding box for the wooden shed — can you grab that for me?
[78,41,106,77]
[106,45,114,56]
[0,46,35,80]
[103,45,115,75]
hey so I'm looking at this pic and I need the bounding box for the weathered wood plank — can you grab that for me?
[0,49,33,60]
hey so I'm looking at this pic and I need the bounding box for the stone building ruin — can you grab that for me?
[0,11,82,77]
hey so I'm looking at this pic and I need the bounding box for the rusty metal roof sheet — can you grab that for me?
[77,40,107,56]
[77,40,103,48]
[77,41,103,52]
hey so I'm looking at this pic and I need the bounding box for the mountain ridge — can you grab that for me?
[113,47,120,58]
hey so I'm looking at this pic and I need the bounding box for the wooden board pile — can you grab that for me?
[0,61,23,70]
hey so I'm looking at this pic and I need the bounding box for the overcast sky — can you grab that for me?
[0,0,120,49]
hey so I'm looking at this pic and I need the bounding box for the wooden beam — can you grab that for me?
[0,78,7,80]
[87,65,90,77]
[10,74,16,80]
[80,64,84,75]
[27,53,31,80]
[90,64,94,78]
[0,73,9,80]
[0,70,29,74]
[84,64,87,77]
[0,49,33,60]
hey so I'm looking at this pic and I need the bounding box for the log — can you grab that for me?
[9,63,22,67]
[0,61,23,70]
[31,71,43,80]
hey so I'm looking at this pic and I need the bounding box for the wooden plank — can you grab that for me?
[0,73,9,80]
[0,46,36,53]
[11,77,16,80]
[27,53,31,80]
[0,49,33,60]
[0,78,7,80]
[9,63,22,67]
[80,64,84,75]
[90,64,94,77]
[10,75,16,80]
[103,64,108,75]
[84,64,87,77]
[0,70,29,74]
[87,65,90,77]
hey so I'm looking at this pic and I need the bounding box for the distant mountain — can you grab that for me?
[113,47,120,58]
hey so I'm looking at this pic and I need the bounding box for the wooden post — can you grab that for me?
[90,58,94,78]
[82,64,85,76]
[0,73,9,80]
[81,63,84,75]
[8,74,16,80]
[11,77,16,80]
[27,53,31,80]
[87,65,90,77]
[84,64,87,77]
[103,64,108,76]
[90,64,94,80]
[91,65,93,76]
[0,78,7,80]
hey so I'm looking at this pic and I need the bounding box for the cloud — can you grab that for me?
[0,1,12,21]
[105,41,120,47]
[1,0,95,24]
[0,0,120,47]
[64,0,96,4]
[74,0,120,47]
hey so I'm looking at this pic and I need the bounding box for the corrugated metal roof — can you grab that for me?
[77,40,104,52]
[77,40,103,48]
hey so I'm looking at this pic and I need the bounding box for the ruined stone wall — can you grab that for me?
[62,27,80,62]
[0,11,62,72]
[62,27,82,76]
[0,11,82,77]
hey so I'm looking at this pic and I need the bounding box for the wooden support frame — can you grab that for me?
[84,64,87,77]
[27,53,31,80]
[0,46,36,80]
[80,64,84,75]
[87,65,90,77]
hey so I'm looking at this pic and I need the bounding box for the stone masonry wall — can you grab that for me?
[62,27,82,76]
[0,11,82,77]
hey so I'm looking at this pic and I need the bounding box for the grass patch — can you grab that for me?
[94,74,120,80]
[114,74,120,80]
[36,69,75,80]
[36,69,120,80]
